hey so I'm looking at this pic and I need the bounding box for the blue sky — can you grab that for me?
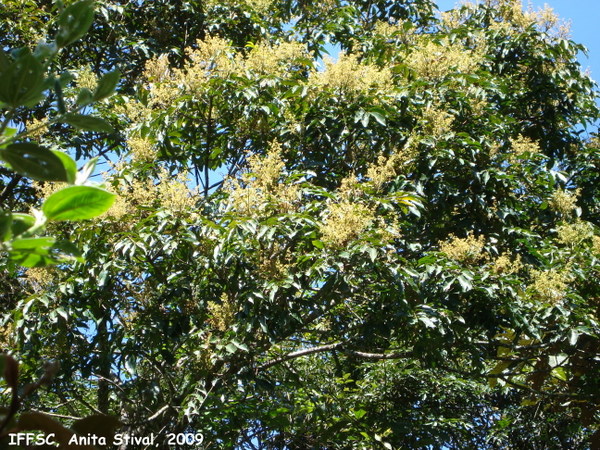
[435,0,600,82]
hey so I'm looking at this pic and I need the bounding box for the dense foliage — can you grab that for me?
[1,0,599,448]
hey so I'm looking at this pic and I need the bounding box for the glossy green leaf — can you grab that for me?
[9,237,55,267]
[11,213,36,238]
[0,142,68,181]
[43,186,115,221]
[225,343,237,354]
[312,239,324,249]
[11,236,56,250]
[51,150,77,184]
[0,209,12,241]
[76,156,98,185]
[353,409,367,419]
[62,113,114,132]
[552,367,568,382]
[0,127,18,148]
[55,0,95,48]
[8,237,83,266]
[0,49,45,107]
[368,109,387,126]
[93,69,120,101]
[76,87,94,106]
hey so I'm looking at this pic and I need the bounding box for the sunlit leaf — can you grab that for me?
[43,186,115,221]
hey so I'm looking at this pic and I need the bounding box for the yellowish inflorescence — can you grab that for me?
[207,293,237,332]
[204,0,275,15]
[439,233,486,264]
[366,141,417,190]
[35,181,67,201]
[104,167,196,220]
[127,136,157,162]
[405,36,485,80]
[320,200,374,247]
[420,106,455,138]
[491,252,523,275]
[144,54,172,83]
[440,0,569,39]
[548,188,580,216]
[320,172,410,247]
[132,36,310,121]
[310,52,393,95]
[529,268,570,304]
[593,235,600,255]
[244,41,308,77]
[509,134,540,160]
[226,141,299,217]
[25,117,49,140]
[372,19,415,45]
[0,321,15,348]
[556,221,595,247]
[77,66,98,91]
[25,266,56,292]
[180,36,237,84]
[178,36,307,88]
[256,242,292,281]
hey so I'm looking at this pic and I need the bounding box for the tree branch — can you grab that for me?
[0,174,23,206]
[257,343,413,372]
[258,342,343,371]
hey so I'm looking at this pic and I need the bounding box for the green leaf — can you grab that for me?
[33,41,58,60]
[0,49,45,107]
[457,274,473,291]
[0,142,68,181]
[9,237,83,266]
[62,113,114,132]
[368,109,386,126]
[0,209,12,241]
[232,340,249,352]
[0,127,18,148]
[11,213,36,238]
[43,186,115,221]
[93,69,120,100]
[367,247,377,262]
[225,343,237,354]
[76,87,94,106]
[0,49,9,73]
[568,329,579,346]
[552,367,568,382]
[55,0,95,48]
[489,360,511,376]
[51,150,77,184]
[76,156,98,184]
[11,236,56,250]
[312,239,324,249]
[52,240,83,261]
[353,409,367,419]
[9,237,56,267]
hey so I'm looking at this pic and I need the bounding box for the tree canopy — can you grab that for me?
[1,0,599,448]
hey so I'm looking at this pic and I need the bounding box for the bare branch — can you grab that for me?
[147,405,170,422]
[258,342,343,371]
[29,410,82,421]
[258,343,412,371]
